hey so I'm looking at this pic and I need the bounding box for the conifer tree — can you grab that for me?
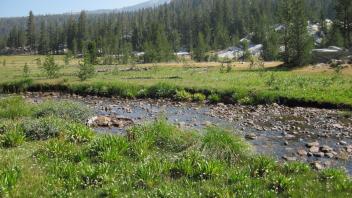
[23,63,30,78]
[193,32,208,62]
[42,55,60,78]
[26,11,36,51]
[78,53,95,81]
[335,0,352,47]
[78,11,88,52]
[38,21,49,54]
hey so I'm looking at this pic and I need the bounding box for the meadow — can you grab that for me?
[0,96,352,197]
[0,55,352,108]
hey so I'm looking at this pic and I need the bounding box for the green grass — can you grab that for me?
[0,97,351,197]
[0,55,352,108]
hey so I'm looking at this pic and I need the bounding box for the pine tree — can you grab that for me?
[193,32,208,62]
[26,11,36,52]
[155,26,174,62]
[42,55,60,78]
[290,0,313,66]
[38,21,49,54]
[23,63,30,78]
[86,41,98,64]
[279,0,313,66]
[143,41,158,63]
[279,0,294,64]
[67,16,78,52]
[78,53,95,81]
[241,40,251,61]
[326,26,344,47]
[263,29,279,61]
[78,11,88,52]
[335,0,352,47]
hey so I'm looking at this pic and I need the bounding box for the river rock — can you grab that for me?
[332,123,343,129]
[306,142,320,148]
[245,133,257,140]
[203,121,213,127]
[309,146,320,153]
[297,149,308,156]
[282,156,297,161]
[325,152,335,158]
[311,162,324,170]
[313,152,325,158]
[320,145,333,153]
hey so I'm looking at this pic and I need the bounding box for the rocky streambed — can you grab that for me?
[24,92,352,173]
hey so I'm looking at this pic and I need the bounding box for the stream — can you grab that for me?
[22,92,352,174]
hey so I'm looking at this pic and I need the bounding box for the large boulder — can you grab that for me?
[87,116,134,128]
[312,46,350,63]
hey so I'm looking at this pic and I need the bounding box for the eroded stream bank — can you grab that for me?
[22,92,352,173]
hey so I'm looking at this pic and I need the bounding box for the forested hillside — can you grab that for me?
[0,0,350,65]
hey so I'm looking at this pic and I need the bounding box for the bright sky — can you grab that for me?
[0,0,147,17]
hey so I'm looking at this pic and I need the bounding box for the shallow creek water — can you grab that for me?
[21,92,352,174]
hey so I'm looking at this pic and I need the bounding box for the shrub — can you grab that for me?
[1,128,25,148]
[0,97,33,119]
[192,93,206,102]
[64,123,95,144]
[42,55,61,78]
[0,166,21,196]
[175,90,192,101]
[238,96,253,105]
[22,117,63,140]
[208,93,221,103]
[34,101,93,122]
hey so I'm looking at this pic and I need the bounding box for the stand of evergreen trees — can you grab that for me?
[0,0,351,66]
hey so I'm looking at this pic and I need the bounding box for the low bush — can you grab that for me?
[0,97,33,119]
[22,117,63,140]
[34,100,93,122]
[175,90,192,101]
[192,93,206,102]
[208,93,221,103]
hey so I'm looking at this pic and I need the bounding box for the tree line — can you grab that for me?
[0,0,351,67]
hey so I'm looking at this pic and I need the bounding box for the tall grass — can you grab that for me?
[0,97,33,119]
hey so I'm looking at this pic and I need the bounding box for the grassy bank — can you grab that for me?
[0,55,352,109]
[0,97,352,197]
